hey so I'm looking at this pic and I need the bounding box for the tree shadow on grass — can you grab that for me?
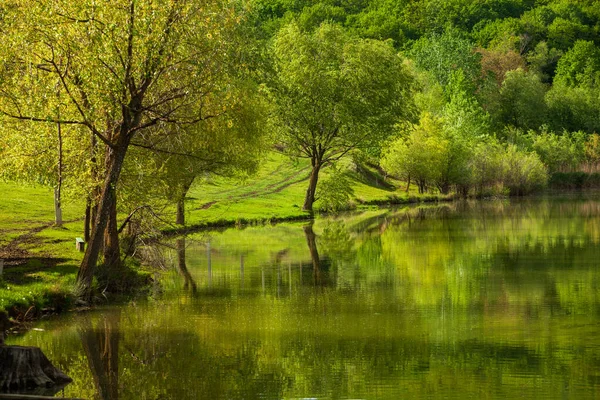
[350,163,396,191]
[2,258,75,285]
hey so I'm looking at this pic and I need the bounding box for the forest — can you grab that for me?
[0,0,599,298]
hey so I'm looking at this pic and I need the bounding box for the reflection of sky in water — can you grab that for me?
[7,197,600,399]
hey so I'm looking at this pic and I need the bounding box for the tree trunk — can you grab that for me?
[85,133,100,244]
[54,108,63,226]
[54,188,63,227]
[405,175,411,192]
[0,346,72,390]
[102,193,123,287]
[303,222,321,285]
[80,312,120,400]
[176,238,197,293]
[439,182,450,195]
[176,178,194,225]
[76,142,129,298]
[84,199,92,243]
[176,199,185,225]
[302,160,321,212]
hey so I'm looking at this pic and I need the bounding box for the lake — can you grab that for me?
[6,196,600,399]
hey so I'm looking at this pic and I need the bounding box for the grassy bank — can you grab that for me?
[0,152,450,318]
[0,183,84,318]
[179,152,451,230]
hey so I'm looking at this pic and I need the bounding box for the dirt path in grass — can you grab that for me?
[195,166,310,210]
[0,223,54,268]
[0,218,79,270]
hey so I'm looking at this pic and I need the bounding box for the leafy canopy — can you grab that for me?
[268,22,415,165]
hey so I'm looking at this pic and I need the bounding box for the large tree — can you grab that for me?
[120,81,266,227]
[268,22,415,212]
[0,0,248,297]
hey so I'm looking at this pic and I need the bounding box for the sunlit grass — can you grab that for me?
[0,153,449,313]
[184,151,446,227]
[0,182,85,313]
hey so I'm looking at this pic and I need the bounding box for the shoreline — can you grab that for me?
[3,188,597,335]
[0,191,455,332]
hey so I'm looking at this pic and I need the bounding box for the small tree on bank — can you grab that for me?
[267,22,415,212]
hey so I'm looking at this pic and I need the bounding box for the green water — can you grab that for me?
[7,197,600,399]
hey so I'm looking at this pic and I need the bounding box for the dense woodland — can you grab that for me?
[0,0,599,296]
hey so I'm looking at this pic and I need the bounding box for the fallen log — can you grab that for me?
[0,346,72,391]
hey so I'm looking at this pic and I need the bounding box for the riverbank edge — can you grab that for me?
[0,265,155,337]
[161,192,458,236]
[1,191,457,330]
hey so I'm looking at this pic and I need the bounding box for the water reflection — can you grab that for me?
[79,311,121,400]
[176,238,197,294]
[8,197,600,399]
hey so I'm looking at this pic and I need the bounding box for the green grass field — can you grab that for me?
[0,151,448,315]
[0,183,84,315]
[182,152,445,227]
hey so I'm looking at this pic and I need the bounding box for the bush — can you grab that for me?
[470,139,505,196]
[531,130,586,173]
[316,169,355,212]
[502,144,548,195]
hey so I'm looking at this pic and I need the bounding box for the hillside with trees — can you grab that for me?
[252,0,600,196]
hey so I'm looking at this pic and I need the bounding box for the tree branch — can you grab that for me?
[129,141,224,162]
[0,110,86,126]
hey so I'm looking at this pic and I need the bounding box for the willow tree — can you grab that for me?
[120,82,266,227]
[268,22,415,212]
[0,0,248,297]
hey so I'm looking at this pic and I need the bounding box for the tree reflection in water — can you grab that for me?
[177,238,197,294]
[79,311,121,400]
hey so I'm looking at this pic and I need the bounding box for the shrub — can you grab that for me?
[531,130,586,172]
[502,144,548,195]
[316,169,355,212]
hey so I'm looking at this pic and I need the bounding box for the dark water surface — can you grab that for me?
[7,196,600,399]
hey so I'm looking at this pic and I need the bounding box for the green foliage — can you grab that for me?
[585,133,600,164]
[547,17,593,51]
[381,105,549,197]
[472,17,524,49]
[381,113,445,194]
[530,129,586,173]
[346,0,412,44]
[501,144,548,195]
[545,84,600,133]
[296,3,348,31]
[526,41,563,83]
[437,82,490,192]
[409,28,481,90]
[548,171,600,189]
[316,168,356,212]
[470,138,505,196]
[269,22,415,154]
[554,40,600,88]
[411,66,446,115]
[497,69,548,130]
